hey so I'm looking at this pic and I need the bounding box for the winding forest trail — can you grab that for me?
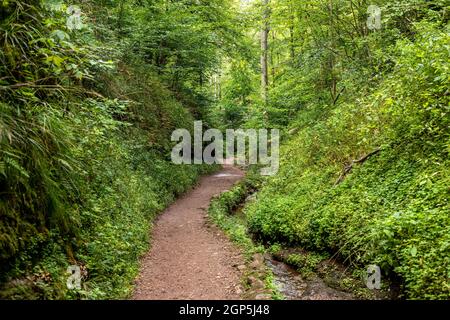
[132,165,245,300]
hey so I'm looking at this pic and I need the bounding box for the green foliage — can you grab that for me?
[0,0,90,265]
[0,0,217,299]
[245,21,450,299]
[208,170,264,259]
[212,60,258,128]
[205,0,449,300]
[2,0,449,301]
[286,252,325,277]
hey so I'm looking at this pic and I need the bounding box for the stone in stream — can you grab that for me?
[250,253,265,269]
[255,293,272,300]
[248,276,265,289]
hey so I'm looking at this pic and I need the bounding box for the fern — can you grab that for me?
[4,157,29,179]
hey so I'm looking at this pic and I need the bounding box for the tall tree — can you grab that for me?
[260,0,269,103]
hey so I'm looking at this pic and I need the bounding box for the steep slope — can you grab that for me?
[245,23,450,299]
[0,0,213,299]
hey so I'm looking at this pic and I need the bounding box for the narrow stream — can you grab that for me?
[265,258,354,300]
[216,168,357,300]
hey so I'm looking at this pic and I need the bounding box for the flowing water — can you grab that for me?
[265,258,354,300]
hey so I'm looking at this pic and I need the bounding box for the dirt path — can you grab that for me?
[133,165,245,300]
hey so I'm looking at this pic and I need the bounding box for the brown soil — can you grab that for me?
[132,165,245,300]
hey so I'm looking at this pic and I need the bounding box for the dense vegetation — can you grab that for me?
[210,0,449,299]
[1,0,449,300]
[0,0,235,298]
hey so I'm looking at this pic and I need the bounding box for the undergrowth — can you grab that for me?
[0,0,215,299]
[245,23,450,299]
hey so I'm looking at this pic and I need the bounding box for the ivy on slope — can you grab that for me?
[245,23,450,299]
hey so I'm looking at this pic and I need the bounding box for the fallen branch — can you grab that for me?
[333,86,346,105]
[334,147,381,186]
[86,90,105,99]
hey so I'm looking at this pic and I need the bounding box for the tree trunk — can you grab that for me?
[261,0,269,103]
[288,0,295,60]
[329,0,337,102]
